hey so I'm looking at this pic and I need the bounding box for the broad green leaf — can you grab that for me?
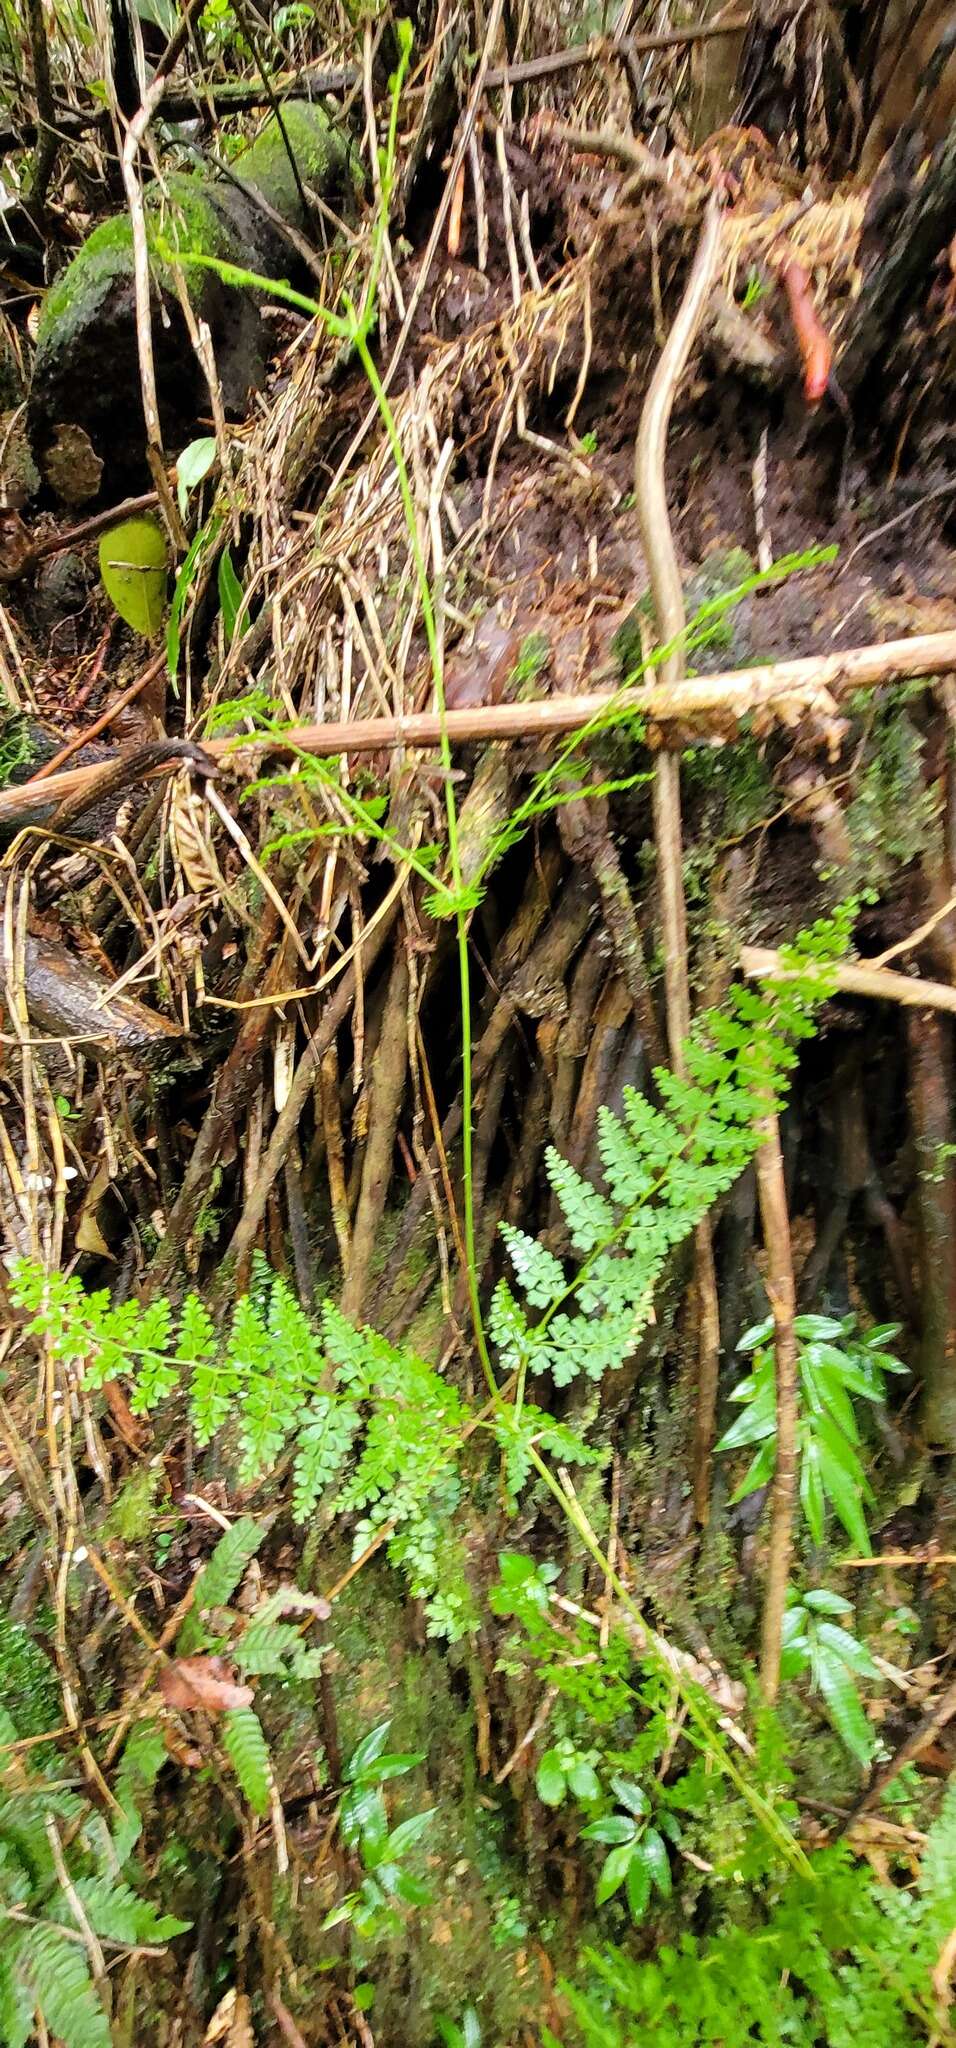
[218,545,244,642]
[596,1840,634,1905]
[222,1705,271,1816]
[346,1720,392,1780]
[364,1751,426,1782]
[340,1782,386,1849]
[815,1620,879,1676]
[610,1776,649,1818]
[536,1750,567,1807]
[793,1315,845,1341]
[625,1846,652,1921]
[580,1815,638,1845]
[642,1826,672,1897]
[568,1760,601,1802]
[803,1587,853,1615]
[736,1318,773,1352]
[386,1808,435,1857]
[389,1868,432,1906]
[815,1417,872,1553]
[800,1437,826,1546]
[813,1645,874,1766]
[728,1434,776,1504]
[176,435,216,517]
[99,516,166,638]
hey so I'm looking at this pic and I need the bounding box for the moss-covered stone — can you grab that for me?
[238,99,356,232]
[28,103,355,494]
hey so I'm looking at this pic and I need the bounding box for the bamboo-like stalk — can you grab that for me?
[10,630,956,828]
[742,945,956,1016]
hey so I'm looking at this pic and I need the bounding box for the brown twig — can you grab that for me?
[840,1670,956,1830]
[634,189,725,1528]
[481,14,751,89]
[29,651,167,782]
[221,895,402,1282]
[341,945,410,1322]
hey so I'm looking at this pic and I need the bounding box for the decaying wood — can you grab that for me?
[14,934,183,1054]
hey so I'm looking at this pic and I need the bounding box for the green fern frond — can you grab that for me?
[17,1923,111,2048]
[222,1705,272,1816]
[191,1516,265,1614]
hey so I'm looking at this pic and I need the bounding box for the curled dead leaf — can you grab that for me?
[160,1654,254,1715]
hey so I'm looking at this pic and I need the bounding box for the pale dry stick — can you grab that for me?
[11,630,956,826]
[221,894,401,1276]
[754,1121,798,1703]
[547,120,669,182]
[29,650,166,781]
[204,781,313,968]
[518,187,543,294]
[753,425,772,573]
[362,20,405,327]
[468,129,489,273]
[634,189,724,1529]
[741,945,956,1017]
[118,0,205,545]
[494,120,524,309]
[102,1580,199,1767]
[45,1817,109,2000]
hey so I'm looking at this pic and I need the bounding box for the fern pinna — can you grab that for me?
[10,908,851,1645]
[0,1710,186,2048]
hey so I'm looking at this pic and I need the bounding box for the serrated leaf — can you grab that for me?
[99,516,166,638]
[221,1706,272,1815]
[815,1621,878,1676]
[191,1517,264,1613]
[610,1776,649,1818]
[19,1924,112,2048]
[642,1826,672,1897]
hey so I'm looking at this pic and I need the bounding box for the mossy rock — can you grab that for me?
[28,103,355,495]
[238,98,359,234]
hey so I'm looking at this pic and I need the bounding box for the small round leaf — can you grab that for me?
[99,517,167,638]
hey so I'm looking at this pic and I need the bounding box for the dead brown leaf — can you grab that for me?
[159,1655,254,1714]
